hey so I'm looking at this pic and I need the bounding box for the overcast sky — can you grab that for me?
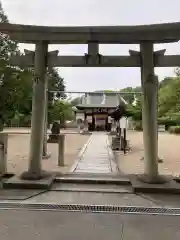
[2,0,180,92]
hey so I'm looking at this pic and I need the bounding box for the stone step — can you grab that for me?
[51,183,133,193]
[75,168,110,171]
[55,174,131,185]
[74,170,111,174]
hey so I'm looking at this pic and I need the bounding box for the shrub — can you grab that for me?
[168,126,180,134]
[158,118,180,131]
[134,121,143,131]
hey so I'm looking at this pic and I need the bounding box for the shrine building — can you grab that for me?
[74,92,127,131]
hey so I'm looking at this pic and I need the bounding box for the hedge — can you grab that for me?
[158,118,180,131]
[168,126,180,134]
[133,121,143,131]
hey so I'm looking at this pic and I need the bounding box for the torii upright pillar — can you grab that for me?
[129,48,165,183]
[140,42,160,183]
[21,41,48,180]
[22,50,59,160]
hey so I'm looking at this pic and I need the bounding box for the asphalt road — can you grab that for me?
[0,209,180,240]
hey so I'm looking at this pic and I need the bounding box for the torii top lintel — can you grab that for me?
[1,22,180,44]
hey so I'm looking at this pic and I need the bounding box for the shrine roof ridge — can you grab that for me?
[76,104,118,109]
[1,22,180,44]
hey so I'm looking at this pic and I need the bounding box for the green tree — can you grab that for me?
[47,68,66,125]
[0,2,66,128]
[0,2,34,128]
[0,2,20,128]
[0,2,17,64]
[48,68,65,99]
[49,100,74,125]
[120,86,142,104]
[0,5,67,129]
[158,76,180,120]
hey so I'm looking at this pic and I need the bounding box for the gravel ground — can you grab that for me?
[114,130,180,176]
[3,128,89,176]
[3,128,180,176]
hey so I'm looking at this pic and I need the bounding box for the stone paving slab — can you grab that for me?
[0,189,46,200]
[1,209,180,240]
[23,191,156,206]
[73,133,113,173]
[140,193,180,208]
[3,189,180,209]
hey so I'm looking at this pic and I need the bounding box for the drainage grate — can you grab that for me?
[0,202,180,215]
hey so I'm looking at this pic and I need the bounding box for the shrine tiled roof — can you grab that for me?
[75,92,127,110]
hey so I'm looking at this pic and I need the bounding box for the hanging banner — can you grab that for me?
[95,114,107,120]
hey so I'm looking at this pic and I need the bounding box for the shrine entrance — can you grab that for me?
[1,22,180,183]
[76,105,117,132]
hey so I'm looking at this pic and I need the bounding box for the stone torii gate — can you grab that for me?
[1,22,180,184]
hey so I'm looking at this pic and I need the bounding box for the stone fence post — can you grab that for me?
[0,133,8,176]
[58,134,65,166]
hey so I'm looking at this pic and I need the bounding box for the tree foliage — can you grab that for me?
[49,100,74,126]
[120,71,180,126]
[158,75,180,124]
[0,2,21,128]
[0,2,67,128]
[119,86,142,104]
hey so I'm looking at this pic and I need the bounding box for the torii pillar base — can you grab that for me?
[3,171,55,189]
[20,170,50,180]
[137,174,168,184]
[140,156,164,163]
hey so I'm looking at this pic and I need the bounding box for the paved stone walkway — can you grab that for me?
[72,132,115,173]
